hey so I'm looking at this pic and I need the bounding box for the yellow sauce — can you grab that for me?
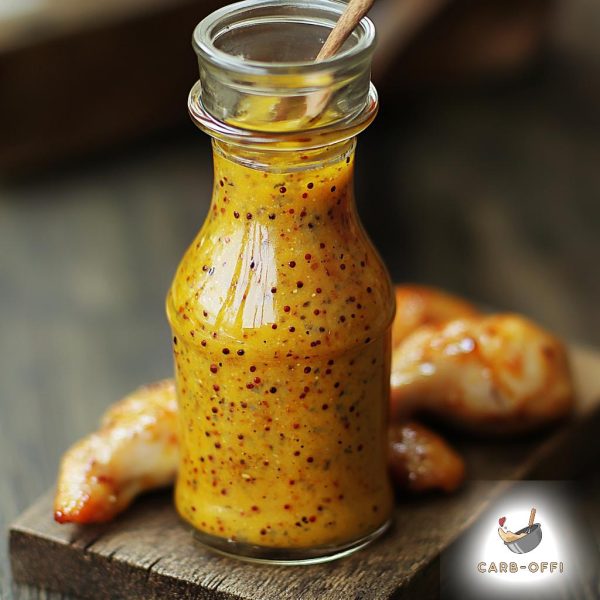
[166,141,395,548]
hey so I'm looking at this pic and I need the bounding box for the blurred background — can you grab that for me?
[1,0,599,597]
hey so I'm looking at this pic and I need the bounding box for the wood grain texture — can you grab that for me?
[8,346,600,600]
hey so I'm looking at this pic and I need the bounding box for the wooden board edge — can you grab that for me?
[9,525,238,600]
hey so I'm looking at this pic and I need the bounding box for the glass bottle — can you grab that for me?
[166,0,395,564]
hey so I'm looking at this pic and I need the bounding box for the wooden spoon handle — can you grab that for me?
[528,507,536,528]
[316,0,376,61]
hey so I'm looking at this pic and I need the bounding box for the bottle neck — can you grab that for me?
[209,137,358,225]
[213,138,356,173]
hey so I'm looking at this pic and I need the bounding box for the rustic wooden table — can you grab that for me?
[2,27,600,600]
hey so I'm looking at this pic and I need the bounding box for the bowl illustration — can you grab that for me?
[504,523,542,554]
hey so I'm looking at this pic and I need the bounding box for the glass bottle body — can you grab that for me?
[166,139,395,562]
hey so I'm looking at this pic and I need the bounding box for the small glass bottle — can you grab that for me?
[166,0,395,564]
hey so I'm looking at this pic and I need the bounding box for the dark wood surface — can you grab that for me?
[2,5,600,596]
[8,345,600,600]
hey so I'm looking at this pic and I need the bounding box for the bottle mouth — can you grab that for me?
[190,0,377,141]
[193,0,375,74]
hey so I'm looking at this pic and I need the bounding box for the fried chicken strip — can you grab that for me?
[54,380,178,523]
[392,284,480,346]
[390,313,574,432]
[388,422,465,493]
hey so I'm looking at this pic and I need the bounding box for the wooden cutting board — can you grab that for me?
[9,346,600,600]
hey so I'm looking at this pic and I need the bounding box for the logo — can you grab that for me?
[440,482,598,599]
[476,504,565,576]
[497,507,542,554]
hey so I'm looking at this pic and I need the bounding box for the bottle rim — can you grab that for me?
[192,0,376,76]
